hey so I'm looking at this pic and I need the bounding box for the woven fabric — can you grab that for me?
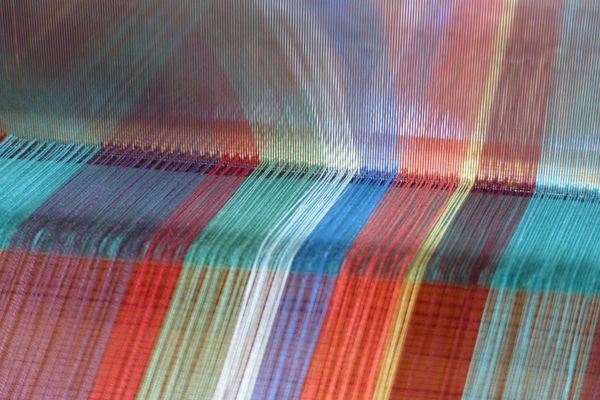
[0,1,599,399]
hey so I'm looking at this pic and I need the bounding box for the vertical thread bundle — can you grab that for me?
[0,1,599,399]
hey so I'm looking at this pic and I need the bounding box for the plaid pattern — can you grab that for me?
[1,1,600,399]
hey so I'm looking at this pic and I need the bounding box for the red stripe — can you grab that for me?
[477,0,564,190]
[391,284,489,399]
[301,183,453,399]
[106,30,258,163]
[400,0,503,182]
[89,166,249,399]
[0,250,134,399]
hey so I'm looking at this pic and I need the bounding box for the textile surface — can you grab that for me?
[0,1,599,399]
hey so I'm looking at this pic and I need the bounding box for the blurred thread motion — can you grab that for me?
[0,0,599,399]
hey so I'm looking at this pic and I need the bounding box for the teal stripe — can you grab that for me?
[139,164,322,398]
[492,195,600,294]
[0,136,98,249]
[183,164,322,269]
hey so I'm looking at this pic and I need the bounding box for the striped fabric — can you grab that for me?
[0,1,599,399]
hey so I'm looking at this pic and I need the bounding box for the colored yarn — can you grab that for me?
[0,1,599,399]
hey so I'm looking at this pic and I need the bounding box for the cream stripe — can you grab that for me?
[373,1,518,398]
[213,169,352,400]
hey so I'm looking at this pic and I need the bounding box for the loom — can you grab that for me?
[0,1,599,399]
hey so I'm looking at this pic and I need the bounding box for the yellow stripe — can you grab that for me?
[372,1,518,398]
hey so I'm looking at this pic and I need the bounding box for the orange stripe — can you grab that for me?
[89,260,182,400]
[391,284,489,399]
